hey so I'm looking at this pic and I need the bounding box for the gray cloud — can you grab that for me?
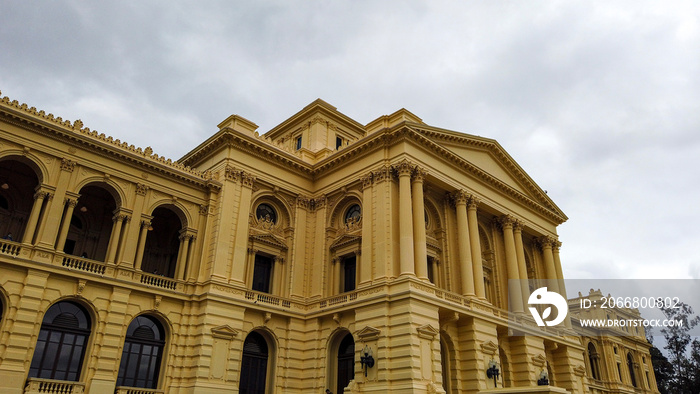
[2,1,698,281]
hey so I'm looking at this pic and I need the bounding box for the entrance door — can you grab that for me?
[337,334,355,394]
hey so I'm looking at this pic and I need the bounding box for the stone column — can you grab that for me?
[360,176,373,287]
[500,215,524,313]
[134,218,152,271]
[412,167,429,281]
[105,212,127,264]
[54,196,78,252]
[538,236,560,294]
[22,189,49,245]
[312,196,328,297]
[552,240,572,328]
[467,197,485,298]
[513,222,531,311]
[332,257,341,294]
[395,160,415,277]
[454,190,474,296]
[37,158,75,248]
[176,230,194,280]
[231,171,255,284]
[120,183,148,267]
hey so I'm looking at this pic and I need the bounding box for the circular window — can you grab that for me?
[256,203,277,224]
[344,204,361,223]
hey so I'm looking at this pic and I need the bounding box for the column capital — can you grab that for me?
[312,195,327,210]
[60,158,77,172]
[535,235,558,249]
[247,247,259,255]
[240,171,256,188]
[295,195,311,210]
[498,214,516,229]
[113,213,129,223]
[412,167,427,182]
[513,220,523,233]
[178,227,197,241]
[64,197,78,207]
[136,183,149,196]
[392,159,414,177]
[372,165,392,183]
[452,190,470,206]
[140,219,152,229]
[361,173,373,190]
[467,195,481,209]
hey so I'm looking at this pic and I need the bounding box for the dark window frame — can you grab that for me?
[116,315,166,389]
[28,301,91,382]
[252,254,274,293]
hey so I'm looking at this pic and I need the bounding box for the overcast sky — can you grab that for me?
[2,1,699,289]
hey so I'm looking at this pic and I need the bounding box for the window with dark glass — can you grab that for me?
[588,342,600,380]
[116,315,165,389]
[627,353,637,387]
[337,333,355,394]
[240,332,269,394]
[344,204,361,223]
[296,136,302,150]
[256,204,277,224]
[336,136,343,150]
[342,256,356,293]
[252,254,273,293]
[427,256,435,284]
[29,301,91,382]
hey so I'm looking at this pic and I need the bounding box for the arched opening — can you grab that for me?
[142,207,183,278]
[499,346,511,388]
[116,315,166,389]
[439,336,455,394]
[627,353,637,387]
[588,342,601,380]
[240,331,270,394]
[66,184,118,260]
[29,301,91,382]
[0,159,40,242]
[337,333,355,394]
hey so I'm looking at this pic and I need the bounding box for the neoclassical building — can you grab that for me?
[0,91,657,393]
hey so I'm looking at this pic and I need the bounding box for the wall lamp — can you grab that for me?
[360,345,375,377]
[537,369,549,386]
[486,359,500,387]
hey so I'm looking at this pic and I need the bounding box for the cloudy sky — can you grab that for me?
[2,2,699,289]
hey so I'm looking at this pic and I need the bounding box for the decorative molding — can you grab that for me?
[532,354,547,368]
[361,173,373,190]
[153,295,162,311]
[452,190,470,205]
[416,324,439,340]
[412,167,427,182]
[356,326,381,341]
[135,183,149,196]
[480,340,498,356]
[392,159,414,177]
[211,325,239,340]
[60,158,76,172]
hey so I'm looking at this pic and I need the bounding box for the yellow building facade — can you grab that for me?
[0,91,657,393]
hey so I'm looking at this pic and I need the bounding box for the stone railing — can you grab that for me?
[140,273,178,290]
[61,255,107,275]
[24,378,85,394]
[319,291,358,308]
[0,238,21,257]
[115,387,164,394]
[245,291,290,308]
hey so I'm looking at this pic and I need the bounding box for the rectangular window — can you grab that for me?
[252,254,273,293]
[296,136,302,150]
[342,256,356,292]
[427,256,434,284]
[336,136,343,150]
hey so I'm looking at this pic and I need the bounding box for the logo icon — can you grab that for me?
[528,287,568,327]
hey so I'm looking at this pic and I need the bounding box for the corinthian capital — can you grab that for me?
[412,167,427,182]
[361,173,373,190]
[498,214,516,229]
[452,190,470,205]
[535,236,558,249]
[393,159,414,177]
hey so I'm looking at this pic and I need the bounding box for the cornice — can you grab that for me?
[264,98,366,140]
[0,92,208,188]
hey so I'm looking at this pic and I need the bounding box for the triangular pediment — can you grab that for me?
[410,125,567,223]
[356,326,381,341]
[416,324,440,339]
[329,234,361,251]
[265,99,366,143]
[211,325,239,339]
[249,233,288,250]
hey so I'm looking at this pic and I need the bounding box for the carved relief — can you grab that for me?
[60,158,76,172]
[392,159,414,177]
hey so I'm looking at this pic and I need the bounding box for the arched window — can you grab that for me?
[0,159,40,242]
[240,332,269,394]
[142,207,183,278]
[440,337,454,394]
[116,315,165,389]
[344,204,361,224]
[256,203,277,224]
[588,342,601,380]
[29,301,91,381]
[66,185,118,260]
[337,333,355,394]
[627,353,637,387]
